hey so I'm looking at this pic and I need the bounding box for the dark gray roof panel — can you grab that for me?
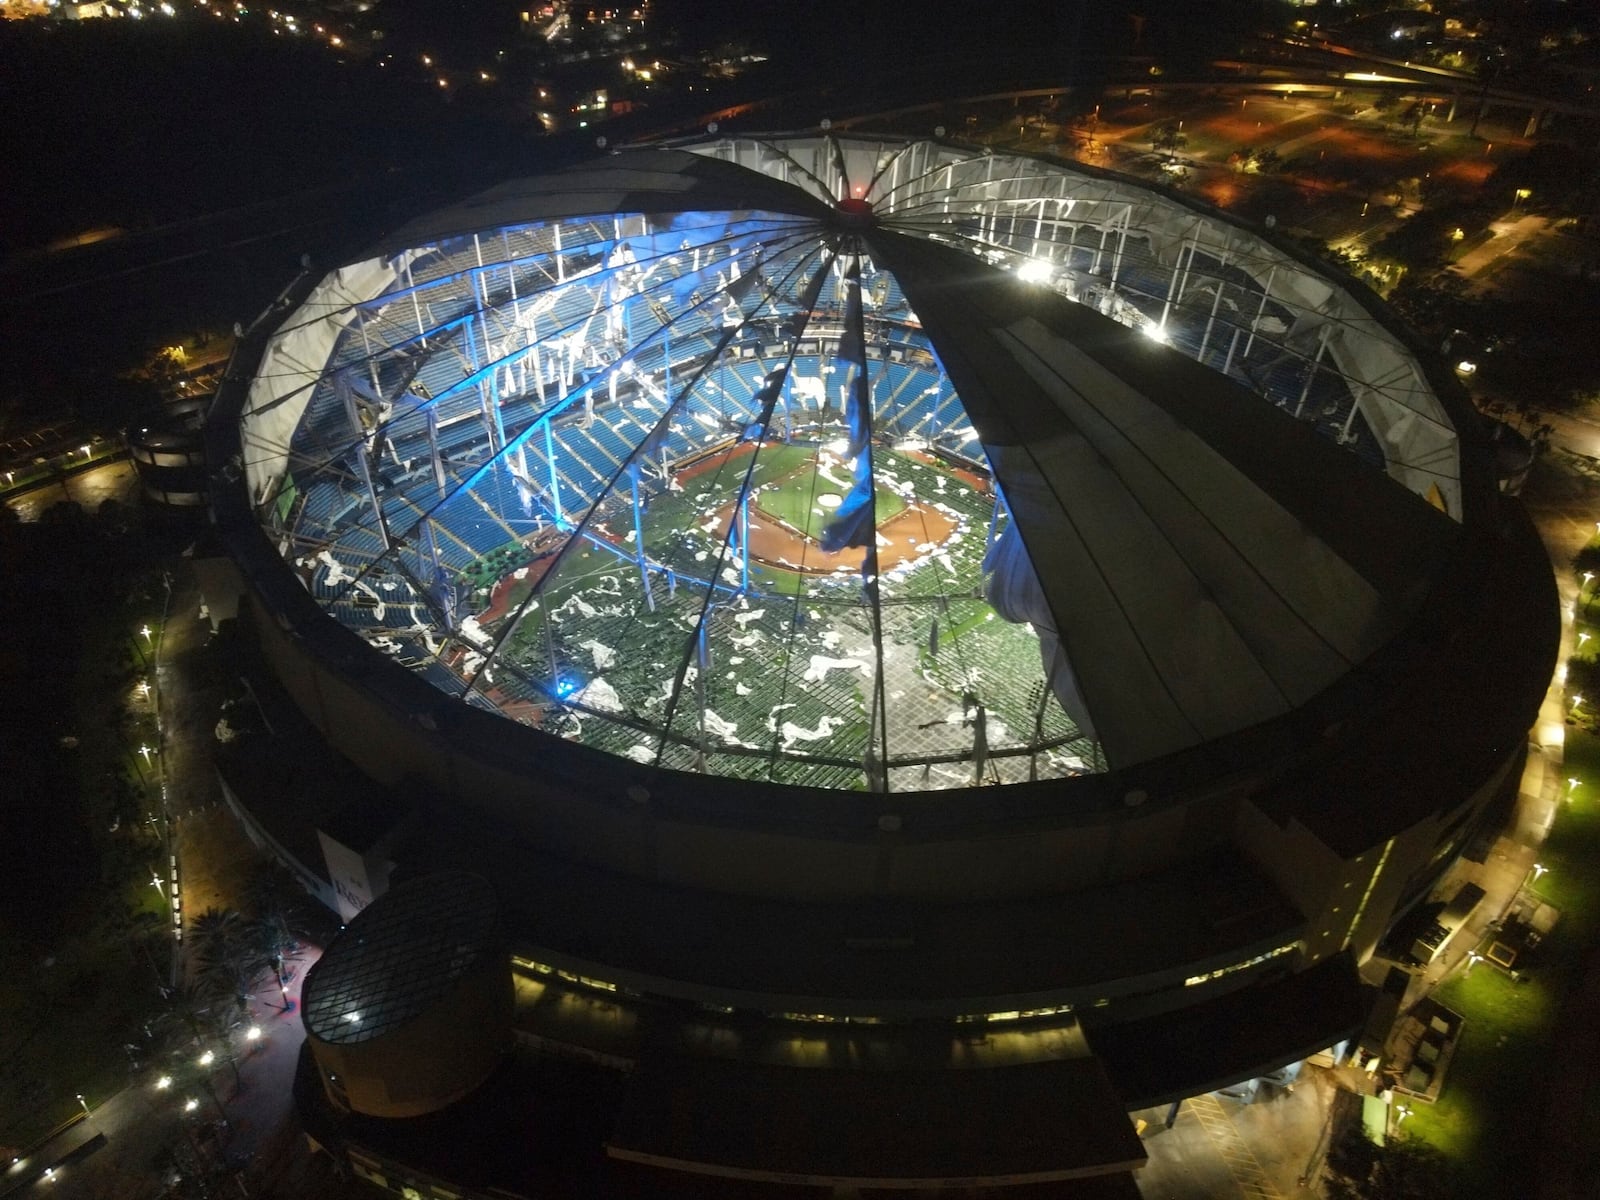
[303,872,500,1044]
[377,149,832,254]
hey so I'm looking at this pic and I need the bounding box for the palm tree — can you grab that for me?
[157,979,224,1043]
[241,863,320,989]
[187,908,270,1017]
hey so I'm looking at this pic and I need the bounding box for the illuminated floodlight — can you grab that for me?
[1455,360,1476,376]
[1142,322,1170,344]
[246,1025,262,1041]
[183,1098,199,1113]
[155,1075,172,1090]
[198,1050,215,1067]
[1015,258,1053,284]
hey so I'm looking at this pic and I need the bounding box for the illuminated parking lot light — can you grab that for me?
[1532,862,1548,881]
[155,1075,172,1090]
[183,1098,199,1113]
[198,1050,215,1067]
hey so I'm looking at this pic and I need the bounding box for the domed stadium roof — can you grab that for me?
[239,133,1465,790]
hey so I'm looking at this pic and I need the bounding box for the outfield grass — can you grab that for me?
[749,446,906,541]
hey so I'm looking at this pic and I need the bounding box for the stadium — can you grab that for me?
[205,131,1556,1191]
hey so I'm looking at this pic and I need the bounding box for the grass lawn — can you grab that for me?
[1403,731,1600,1195]
[0,588,171,1153]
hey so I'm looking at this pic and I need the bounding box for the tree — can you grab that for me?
[1324,1127,1459,1200]
[241,862,321,988]
[186,908,270,1016]
[1150,121,1187,155]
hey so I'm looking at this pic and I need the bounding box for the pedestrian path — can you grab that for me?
[1184,1093,1283,1200]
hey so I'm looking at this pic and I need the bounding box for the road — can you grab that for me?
[1450,213,1549,288]
[10,562,351,1199]
[4,460,140,523]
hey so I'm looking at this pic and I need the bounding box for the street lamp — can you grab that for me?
[197,1050,215,1068]
[1396,1103,1413,1125]
[140,744,153,764]
[1533,862,1549,881]
[1568,777,1581,793]
[1466,950,1484,974]
[1573,695,1584,712]
[245,1025,261,1042]
[183,1098,198,1113]
[155,1075,172,1090]
[141,626,152,642]
[76,1094,89,1118]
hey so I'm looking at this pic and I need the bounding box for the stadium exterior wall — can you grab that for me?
[243,580,1273,903]
[306,946,514,1120]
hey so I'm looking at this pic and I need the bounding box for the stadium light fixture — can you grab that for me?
[1015,259,1053,284]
